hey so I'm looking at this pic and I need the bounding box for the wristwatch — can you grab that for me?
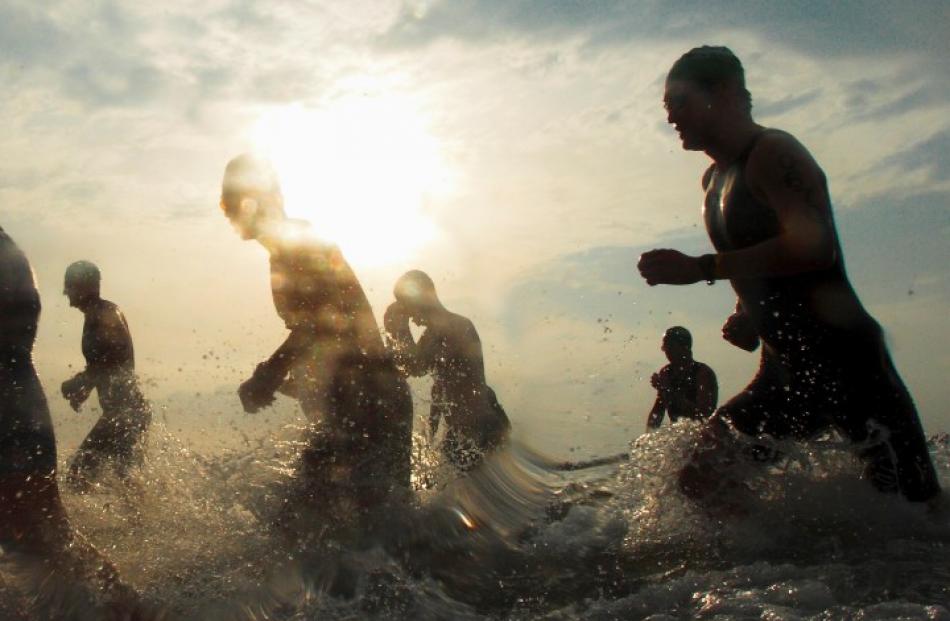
[698,254,717,285]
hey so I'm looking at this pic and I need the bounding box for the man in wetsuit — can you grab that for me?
[61,261,151,490]
[384,270,511,472]
[646,326,717,430]
[218,154,413,520]
[637,46,941,504]
[0,226,136,606]
[0,226,71,552]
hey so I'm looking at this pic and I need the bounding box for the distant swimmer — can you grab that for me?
[218,154,413,520]
[646,326,717,430]
[61,261,151,490]
[637,46,941,503]
[384,270,511,472]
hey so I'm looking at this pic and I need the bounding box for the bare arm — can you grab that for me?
[384,302,435,377]
[238,328,318,413]
[646,394,666,430]
[714,133,836,279]
[638,132,836,285]
[694,365,717,418]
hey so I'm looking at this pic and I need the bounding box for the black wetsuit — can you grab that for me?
[655,360,717,423]
[266,223,413,505]
[0,227,57,480]
[67,299,151,485]
[0,227,64,547]
[394,312,510,471]
[703,130,940,501]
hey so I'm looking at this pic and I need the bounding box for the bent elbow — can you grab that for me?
[785,232,836,273]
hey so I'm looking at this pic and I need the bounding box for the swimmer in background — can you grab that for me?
[384,270,510,472]
[61,261,151,490]
[646,326,718,430]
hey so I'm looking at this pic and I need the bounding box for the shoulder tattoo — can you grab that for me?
[778,153,825,212]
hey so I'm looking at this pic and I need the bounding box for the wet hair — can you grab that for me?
[220,153,284,218]
[663,326,692,349]
[394,270,439,308]
[64,260,101,293]
[667,46,752,112]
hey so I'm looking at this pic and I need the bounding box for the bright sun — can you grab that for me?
[248,79,450,268]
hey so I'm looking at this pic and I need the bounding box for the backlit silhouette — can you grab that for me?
[61,260,151,490]
[637,46,941,504]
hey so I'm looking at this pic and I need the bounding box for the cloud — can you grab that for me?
[501,187,949,335]
[755,89,822,119]
[838,190,950,303]
[498,229,732,340]
[0,2,169,108]
[380,0,950,62]
[872,130,950,183]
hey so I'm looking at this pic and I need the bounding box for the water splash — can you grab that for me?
[1,420,948,619]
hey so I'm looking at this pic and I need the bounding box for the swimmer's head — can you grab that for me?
[220,154,285,240]
[666,46,751,112]
[662,326,692,362]
[664,47,752,151]
[64,260,101,308]
[394,270,441,322]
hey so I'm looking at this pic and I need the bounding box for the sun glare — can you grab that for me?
[248,81,451,268]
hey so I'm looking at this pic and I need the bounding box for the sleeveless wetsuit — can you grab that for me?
[0,227,57,480]
[268,222,413,506]
[395,312,510,471]
[703,130,940,502]
[657,360,716,423]
[68,299,151,484]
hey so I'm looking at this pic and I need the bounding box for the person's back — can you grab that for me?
[269,228,413,497]
[385,271,510,471]
[425,311,509,447]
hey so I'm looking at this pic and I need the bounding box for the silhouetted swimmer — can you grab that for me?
[637,46,940,504]
[60,260,151,491]
[0,226,69,553]
[0,226,140,611]
[646,326,717,430]
[384,270,511,472]
[219,154,413,524]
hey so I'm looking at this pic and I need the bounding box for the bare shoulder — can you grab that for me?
[698,362,716,377]
[96,300,127,328]
[750,130,820,171]
[746,129,828,204]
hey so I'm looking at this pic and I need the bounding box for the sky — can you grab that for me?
[2,0,948,458]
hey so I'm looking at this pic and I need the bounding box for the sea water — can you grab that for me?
[1,411,947,620]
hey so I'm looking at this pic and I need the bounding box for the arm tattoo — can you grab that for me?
[778,153,825,212]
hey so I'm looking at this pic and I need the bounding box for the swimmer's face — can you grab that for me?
[220,192,268,240]
[63,280,93,308]
[663,79,715,151]
[397,297,428,326]
[661,335,690,363]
